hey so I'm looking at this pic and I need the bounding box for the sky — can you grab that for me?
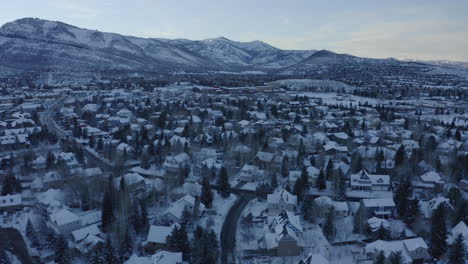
[1,0,468,61]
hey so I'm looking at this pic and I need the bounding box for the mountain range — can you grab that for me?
[0,17,461,76]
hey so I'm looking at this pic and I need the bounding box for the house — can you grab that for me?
[350,170,390,192]
[416,171,444,191]
[144,224,179,253]
[264,210,304,256]
[114,173,147,198]
[419,197,453,219]
[254,151,275,169]
[163,153,190,173]
[367,217,391,240]
[297,253,329,264]
[161,195,205,224]
[360,198,396,218]
[267,189,297,216]
[0,194,23,212]
[363,237,430,264]
[49,209,82,234]
[238,164,264,182]
[447,221,468,247]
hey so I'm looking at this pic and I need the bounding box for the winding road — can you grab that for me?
[0,228,33,264]
[220,195,253,264]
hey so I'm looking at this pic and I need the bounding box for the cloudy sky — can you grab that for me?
[1,0,468,61]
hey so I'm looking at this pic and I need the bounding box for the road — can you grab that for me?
[220,195,253,264]
[0,228,33,264]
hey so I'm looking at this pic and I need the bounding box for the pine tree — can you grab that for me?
[323,208,335,242]
[388,251,402,264]
[281,156,289,178]
[201,176,213,208]
[102,189,114,233]
[54,235,68,264]
[394,145,405,167]
[192,195,200,222]
[26,219,40,248]
[300,166,309,189]
[167,225,190,261]
[430,204,448,259]
[302,198,315,223]
[449,234,466,264]
[103,238,116,264]
[326,159,334,180]
[217,167,230,198]
[375,251,385,264]
[293,179,305,201]
[394,179,412,218]
[316,169,326,190]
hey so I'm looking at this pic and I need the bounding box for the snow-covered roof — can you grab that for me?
[447,221,468,245]
[50,209,80,226]
[267,189,297,205]
[420,171,442,183]
[72,224,100,242]
[362,198,395,208]
[147,224,179,244]
[297,253,329,264]
[151,250,182,264]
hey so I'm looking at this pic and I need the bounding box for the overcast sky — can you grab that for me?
[1,0,468,61]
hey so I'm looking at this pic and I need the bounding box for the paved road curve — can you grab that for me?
[220,195,253,264]
[0,228,33,264]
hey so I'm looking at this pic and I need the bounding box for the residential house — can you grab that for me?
[161,195,205,224]
[267,189,297,216]
[49,209,82,234]
[360,198,396,219]
[350,170,390,192]
[144,224,180,253]
[362,237,430,264]
[264,210,304,256]
[0,194,23,212]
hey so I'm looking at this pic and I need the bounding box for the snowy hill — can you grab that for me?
[0,17,462,77]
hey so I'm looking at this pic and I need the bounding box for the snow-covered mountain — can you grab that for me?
[0,17,448,76]
[0,18,317,72]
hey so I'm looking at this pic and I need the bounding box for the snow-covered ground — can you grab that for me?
[199,192,237,238]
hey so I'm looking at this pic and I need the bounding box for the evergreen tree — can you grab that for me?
[375,251,385,264]
[323,208,335,242]
[26,219,40,248]
[316,169,326,190]
[101,190,114,233]
[1,172,21,195]
[430,204,448,259]
[394,145,406,167]
[448,234,466,264]
[119,228,133,262]
[281,156,289,178]
[167,225,190,261]
[326,159,334,180]
[453,199,467,226]
[388,251,402,264]
[217,167,230,198]
[46,152,55,169]
[192,195,200,222]
[103,238,117,264]
[394,179,412,218]
[300,166,309,189]
[201,176,213,208]
[293,179,305,201]
[302,198,315,223]
[54,235,68,264]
